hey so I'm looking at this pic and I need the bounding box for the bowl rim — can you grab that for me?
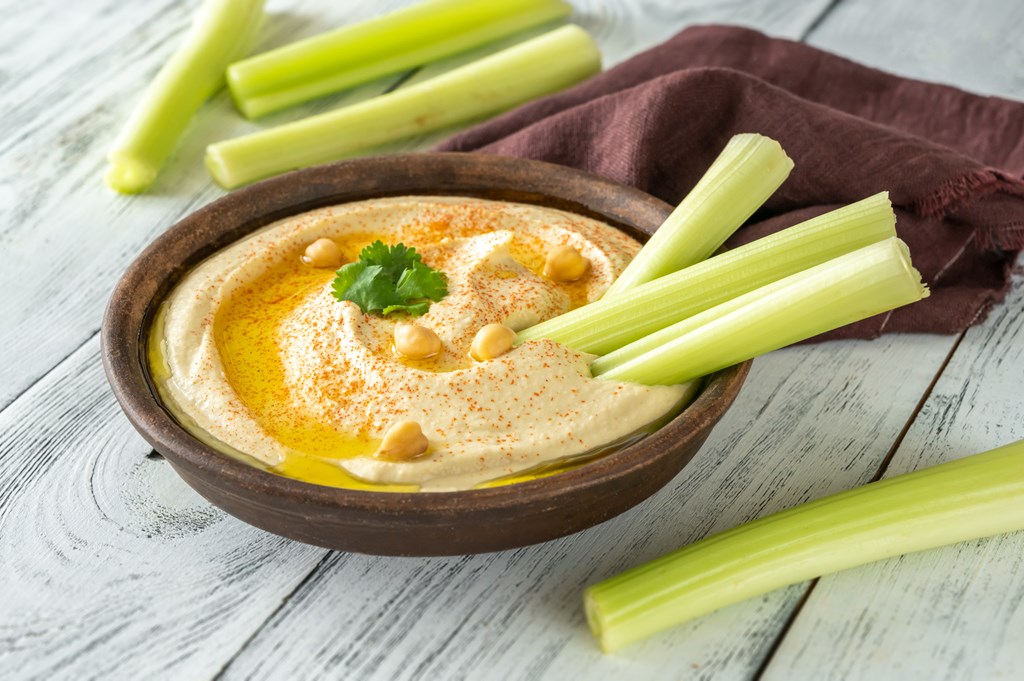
[102,152,750,516]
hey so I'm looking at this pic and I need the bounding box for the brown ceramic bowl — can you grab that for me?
[102,153,749,556]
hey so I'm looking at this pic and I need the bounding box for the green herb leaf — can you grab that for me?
[331,241,448,316]
[382,301,430,316]
[396,260,448,302]
[359,240,421,277]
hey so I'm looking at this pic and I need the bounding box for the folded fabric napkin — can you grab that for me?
[436,25,1024,340]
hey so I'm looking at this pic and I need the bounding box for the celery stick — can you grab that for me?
[105,0,264,194]
[206,25,600,189]
[228,0,572,118]
[517,193,895,355]
[585,438,1024,652]
[594,238,928,385]
[601,134,793,297]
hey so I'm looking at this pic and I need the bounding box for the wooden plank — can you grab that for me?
[570,0,830,62]
[159,1,1024,678]
[217,333,956,681]
[0,339,328,679]
[14,0,1020,678]
[0,0,418,412]
[0,1,846,678]
[762,258,1024,681]
[378,0,835,152]
[0,0,831,413]
[219,0,1024,677]
[752,2,1024,676]
[806,0,1024,101]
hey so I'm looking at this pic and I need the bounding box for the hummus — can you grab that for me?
[151,197,691,492]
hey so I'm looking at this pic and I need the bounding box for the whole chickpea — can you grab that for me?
[375,421,429,461]
[470,323,517,361]
[543,244,589,282]
[302,237,343,268]
[394,323,442,360]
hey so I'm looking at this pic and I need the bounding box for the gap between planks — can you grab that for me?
[6,1,982,677]
[210,66,428,681]
[200,0,956,673]
[741,0,996,672]
[0,59,425,674]
[798,0,844,40]
[752,324,972,679]
[210,551,338,681]
[0,62,422,423]
[0,327,102,419]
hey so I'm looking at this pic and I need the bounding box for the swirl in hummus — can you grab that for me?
[150,196,691,492]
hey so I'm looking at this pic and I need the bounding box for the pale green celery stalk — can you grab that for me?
[601,134,794,297]
[585,438,1024,652]
[228,0,572,118]
[206,25,600,189]
[105,0,264,194]
[594,237,928,385]
[517,193,894,355]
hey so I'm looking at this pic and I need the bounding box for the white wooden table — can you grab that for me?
[2,1,1023,678]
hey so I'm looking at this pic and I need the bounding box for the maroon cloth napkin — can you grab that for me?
[436,25,1024,340]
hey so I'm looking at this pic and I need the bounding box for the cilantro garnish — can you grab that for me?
[331,241,448,316]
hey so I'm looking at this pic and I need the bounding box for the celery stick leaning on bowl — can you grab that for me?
[206,25,601,189]
[227,0,572,118]
[519,134,927,385]
[517,193,897,354]
[496,132,974,654]
[105,0,264,194]
[572,222,927,386]
[592,237,926,385]
[584,438,1024,652]
[567,135,1010,653]
[602,134,794,296]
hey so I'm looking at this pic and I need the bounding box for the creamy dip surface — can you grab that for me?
[152,196,690,492]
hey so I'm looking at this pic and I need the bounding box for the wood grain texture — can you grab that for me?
[0,339,327,679]
[807,0,1024,101]
[762,257,1024,681]
[0,0,417,411]
[217,334,955,681]
[0,0,832,412]
[0,1,835,677]
[571,0,830,60]
[2,0,1023,679]
[220,0,1024,677]
[754,4,1024,677]
[0,1,836,677]
[378,0,835,153]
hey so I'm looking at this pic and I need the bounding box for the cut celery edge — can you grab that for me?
[594,238,928,385]
[228,0,572,118]
[584,438,1024,652]
[602,134,793,297]
[206,25,600,189]
[517,193,895,355]
[104,0,264,194]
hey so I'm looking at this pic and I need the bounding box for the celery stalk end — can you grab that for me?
[204,147,234,190]
[583,591,611,653]
[105,155,159,195]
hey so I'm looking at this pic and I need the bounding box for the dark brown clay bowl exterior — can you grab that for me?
[103,153,750,556]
